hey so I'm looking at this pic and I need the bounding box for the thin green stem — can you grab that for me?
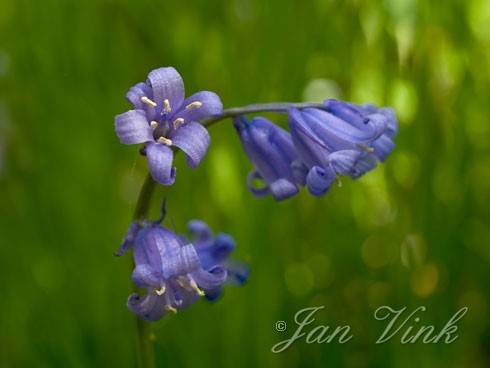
[202,101,326,127]
[133,173,157,221]
[132,173,157,368]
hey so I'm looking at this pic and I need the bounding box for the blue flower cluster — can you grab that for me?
[117,217,247,321]
[114,66,398,321]
[234,99,398,200]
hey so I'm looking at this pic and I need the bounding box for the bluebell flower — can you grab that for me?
[188,220,248,301]
[324,99,397,168]
[117,219,247,321]
[288,100,397,196]
[234,116,307,201]
[115,67,222,185]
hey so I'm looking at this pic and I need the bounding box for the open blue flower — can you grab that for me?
[115,67,222,185]
[117,219,247,321]
[288,100,397,196]
[234,116,306,201]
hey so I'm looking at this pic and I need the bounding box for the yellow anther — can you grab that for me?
[163,99,171,113]
[173,118,184,129]
[189,278,205,297]
[185,101,202,110]
[158,136,173,146]
[176,277,205,296]
[140,96,157,107]
[155,285,166,296]
[150,121,158,129]
[165,305,177,314]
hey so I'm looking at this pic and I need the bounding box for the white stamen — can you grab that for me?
[177,276,205,296]
[155,285,166,296]
[173,118,184,129]
[176,277,186,289]
[165,305,177,314]
[140,96,157,107]
[189,278,205,297]
[356,143,375,153]
[158,136,173,146]
[163,99,171,113]
[336,176,343,187]
[185,101,202,110]
[150,121,158,129]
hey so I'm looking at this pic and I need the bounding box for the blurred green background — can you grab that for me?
[1,0,490,367]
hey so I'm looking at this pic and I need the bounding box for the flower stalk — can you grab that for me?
[132,173,156,368]
[202,102,327,127]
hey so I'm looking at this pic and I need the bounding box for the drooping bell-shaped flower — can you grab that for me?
[115,67,222,185]
[288,100,397,196]
[324,99,397,177]
[234,116,307,201]
[117,217,247,321]
[188,220,248,301]
[288,108,364,196]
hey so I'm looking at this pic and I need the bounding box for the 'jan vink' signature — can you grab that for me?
[271,305,468,353]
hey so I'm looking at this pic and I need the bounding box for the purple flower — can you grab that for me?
[288,100,397,196]
[188,220,248,301]
[117,219,247,321]
[234,116,307,201]
[324,99,397,168]
[115,67,222,185]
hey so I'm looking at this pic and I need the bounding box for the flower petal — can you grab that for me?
[147,67,185,110]
[288,109,331,168]
[291,159,308,186]
[246,171,270,197]
[170,122,210,168]
[126,82,152,109]
[328,150,361,175]
[127,292,167,321]
[132,264,162,288]
[324,99,369,130]
[192,266,228,290]
[359,103,378,114]
[115,222,139,256]
[304,108,383,145]
[188,220,213,243]
[203,288,223,302]
[236,117,298,188]
[372,134,395,162]
[212,234,236,261]
[161,244,200,279]
[225,260,249,286]
[115,110,153,144]
[350,154,377,179]
[174,91,223,123]
[306,166,335,196]
[365,113,388,139]
[197,233,236,269]
[133,225,183,270]
[269,178,299,201]
[379,108,398,138]
[146,142,176,185]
